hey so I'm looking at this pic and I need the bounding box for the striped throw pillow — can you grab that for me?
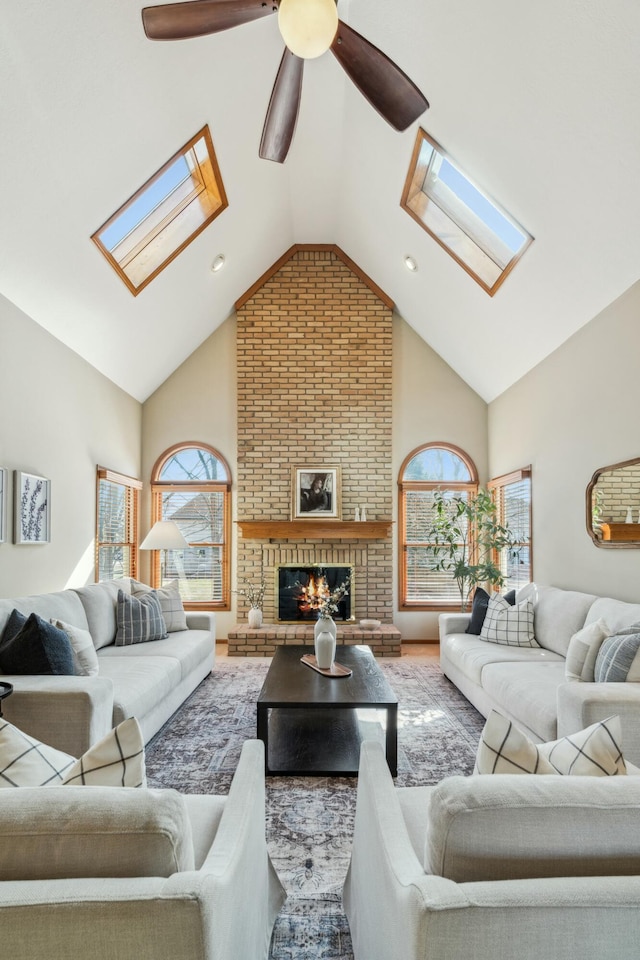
[115,589,167,646]
[594,626,640,682]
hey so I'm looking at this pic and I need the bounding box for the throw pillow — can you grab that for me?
[130,578,187,633]
[0,717,145,788]
[479,594,538,647]
[115,589,167,646]
[594,626,640,682]
[50,619,100,677]
[466,588,516,635]
[565,618,611,682]
[1,608,27,644]
[0,611,76,675]
[476,709,626,776]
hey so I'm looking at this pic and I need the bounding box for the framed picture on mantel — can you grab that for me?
[292,465,341,520]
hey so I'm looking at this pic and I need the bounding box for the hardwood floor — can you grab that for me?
[215,642,439,659]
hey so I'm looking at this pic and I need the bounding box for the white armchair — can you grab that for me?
[0,739,286,960]
[343,740,640,960]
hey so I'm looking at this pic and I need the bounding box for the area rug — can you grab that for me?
[145,656,485,960]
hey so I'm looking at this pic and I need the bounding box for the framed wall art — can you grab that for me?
[0,468,7,543]
[291,465,341,520]
[14,471,51,544]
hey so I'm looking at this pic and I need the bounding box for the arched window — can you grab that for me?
[398,443,478,608]
[150,443,231,609]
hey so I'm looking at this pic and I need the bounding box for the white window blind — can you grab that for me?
[489,468,532,592]
[96,468,142,582]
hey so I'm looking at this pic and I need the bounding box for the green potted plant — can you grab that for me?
[423,488,519,611]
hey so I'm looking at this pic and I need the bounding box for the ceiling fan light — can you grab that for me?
[278,0,338,59]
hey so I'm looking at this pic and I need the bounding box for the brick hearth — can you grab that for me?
[227,623,401,657]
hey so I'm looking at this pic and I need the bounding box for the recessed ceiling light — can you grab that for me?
[211,254,226,273]
[404,256,418,272]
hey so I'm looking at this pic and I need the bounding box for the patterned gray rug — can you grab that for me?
[145,655,485,960]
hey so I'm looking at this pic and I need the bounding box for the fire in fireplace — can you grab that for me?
[276,564,354,623]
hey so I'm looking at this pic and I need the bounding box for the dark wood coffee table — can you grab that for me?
[256,644,398,776]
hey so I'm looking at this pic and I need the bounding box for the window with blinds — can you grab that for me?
[150,443,231,609]
[96,468,142,582]
[399,444,478,609]
[488,467,532,592]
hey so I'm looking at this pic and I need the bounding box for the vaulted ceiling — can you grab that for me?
[2,0,639,403]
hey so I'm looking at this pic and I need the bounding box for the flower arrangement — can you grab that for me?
[234,574,266,610]
[315,574,350,619]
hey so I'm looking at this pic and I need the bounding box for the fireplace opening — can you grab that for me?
[276,564,354,623]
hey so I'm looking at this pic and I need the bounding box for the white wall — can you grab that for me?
[393,315,489,640]
[0,294,141,597]
[489,280,640,602]
[141,315,237,637]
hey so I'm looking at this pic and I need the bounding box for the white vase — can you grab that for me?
[248,607,263,628]
[315,628,336,670]
[626,507,633,523]
[314,613,337,645]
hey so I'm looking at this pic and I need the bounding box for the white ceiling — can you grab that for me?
[2,0,639,403]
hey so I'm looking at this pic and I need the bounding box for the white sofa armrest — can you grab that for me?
[185,611,216,638]
[0,675,114,755]
[557,681,640,766]
[439,613,471,641]
[343,741,468,960]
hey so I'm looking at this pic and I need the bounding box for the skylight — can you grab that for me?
[401,129,533,296]
[91,126,228,296]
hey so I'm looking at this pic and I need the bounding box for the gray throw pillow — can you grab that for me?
[115,590,167,646]
[130,579,187,633]
[595,625,640,682]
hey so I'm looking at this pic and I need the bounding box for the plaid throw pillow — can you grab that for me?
[0,717,145,788]
[476,709,626,776]
[479,594,538,647]
[115,589,167,646]
[130,579,187,633]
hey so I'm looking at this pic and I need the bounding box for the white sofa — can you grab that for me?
[0,739,286,960]
[0,579,215,756]
[344,740,640,960]
[439,582,640,764]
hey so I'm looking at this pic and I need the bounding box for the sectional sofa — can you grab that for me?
[0,579,215,756]
[439,582,640,764]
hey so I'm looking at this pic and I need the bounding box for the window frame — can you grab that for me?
[487,466,533,591]
[398,442,479,610]
[95,467,142,583]
[150,442,231,611]
[91,126,228,297]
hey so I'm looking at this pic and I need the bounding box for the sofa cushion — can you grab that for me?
[425,773,640,882]
[565,618,611,681]
[585,597,640,636]
[476,709,626,776]
[0,716,145,788]
[74,579,132,650]
[97,655,182,725]
[480,660,565,742]
[441,631,562,686]
[479,595,537,646]
[131,579,188,633]
[0,785,194,880]
[0,612,75,675]
[115,590,167,646]
[595,627,640,682]
[50,618,100,677]
[518,583,597,657]
[99,629,212,683]
[466,588,515,635]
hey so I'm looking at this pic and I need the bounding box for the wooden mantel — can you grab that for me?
[237,520,393,540]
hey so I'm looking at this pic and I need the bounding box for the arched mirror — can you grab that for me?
[586,456,640,548]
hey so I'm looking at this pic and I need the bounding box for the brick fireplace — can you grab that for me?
[230,245,398,656]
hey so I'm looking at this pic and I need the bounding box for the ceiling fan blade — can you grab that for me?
[330,20,428,131]
[259,49,304,163]
[142,0,277,40]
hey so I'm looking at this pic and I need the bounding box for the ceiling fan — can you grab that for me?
[141,0,429,163]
